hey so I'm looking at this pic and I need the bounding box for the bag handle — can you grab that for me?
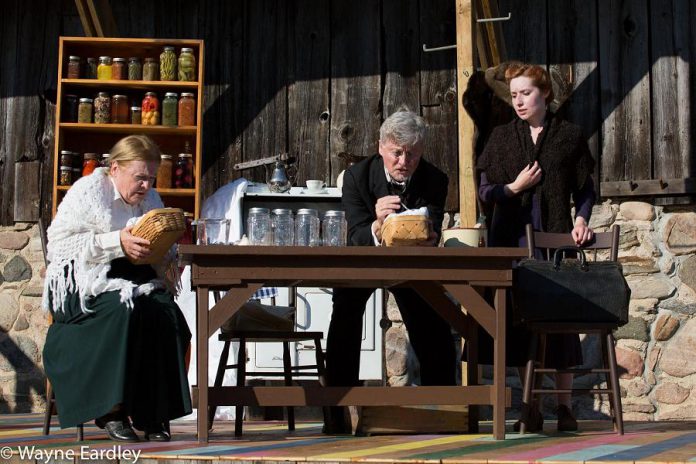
[552,246,588,271]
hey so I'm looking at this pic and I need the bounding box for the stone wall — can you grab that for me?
[0,223,49,413]
[385,202,696,421]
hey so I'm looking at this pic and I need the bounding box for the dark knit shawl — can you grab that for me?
[477,113,595,233]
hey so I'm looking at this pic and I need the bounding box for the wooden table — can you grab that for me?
[179,245,527,442]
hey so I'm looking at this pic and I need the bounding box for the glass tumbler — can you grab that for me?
[295,209,321,246]
[322,210,347,246]
[247,207,272,245]
[198,218,230,245]
[271,208,294,246]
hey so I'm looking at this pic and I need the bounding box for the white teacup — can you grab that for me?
[305,179,326,192]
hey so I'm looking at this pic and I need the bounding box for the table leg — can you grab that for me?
[197,286,209,443]
[493,287,506,440]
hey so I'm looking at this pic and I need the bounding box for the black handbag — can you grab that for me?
[513,246,631,326]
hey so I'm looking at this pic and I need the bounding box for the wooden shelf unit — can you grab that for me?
[53,36,205,218]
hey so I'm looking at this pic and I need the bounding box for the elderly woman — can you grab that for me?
[476,63,596,432]
[42,135,191,442]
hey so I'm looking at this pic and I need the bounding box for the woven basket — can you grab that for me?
[129,208,186,264]
[380,214,431,247]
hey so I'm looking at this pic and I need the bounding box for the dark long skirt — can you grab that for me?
[43,259,192,430]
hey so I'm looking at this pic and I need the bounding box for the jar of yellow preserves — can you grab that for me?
[97,56,112,80]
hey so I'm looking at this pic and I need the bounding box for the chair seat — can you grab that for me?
[219,330,325,342]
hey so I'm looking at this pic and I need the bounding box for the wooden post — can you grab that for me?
[455,0,477,227]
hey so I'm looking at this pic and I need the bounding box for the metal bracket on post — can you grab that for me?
[476,12,512,23]
[422,43,458,53]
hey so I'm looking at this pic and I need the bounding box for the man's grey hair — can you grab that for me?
[379,110,426,147]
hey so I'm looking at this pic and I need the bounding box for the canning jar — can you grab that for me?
[59,166,72,186]
[141,92,160,125]
[111,94,129,123]
[127,57,142,80]
[159,46,177,81]
[111,57,126,80]
[94,92,111,124]
[59,150,73,169]
[295,208,321,246]
[82,153,99,176]
[174,153,194,188]
[271,209,294,246]
[77,97,93,123]
[143,58,159,81]
[63,94,78,122]
[247,207,272,245]
[178,47,196,81]
[162,92,178,126]
[72,166,81,183]
[101,153,110,167]
[156,154,173,188]
[178,93,195,126]
[86,57,97,79]
[97,56,112,80]
[67,55,81,79]
[130,106,142,125]
[322,210,347,246]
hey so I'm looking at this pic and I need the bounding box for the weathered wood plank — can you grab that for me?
[14,161,41,222]
[497,0,546,64]
[598,0,651,182]
[420,0,459,213]
[329,0,381,184]
[383,0,420,115]
[287,0,331,187]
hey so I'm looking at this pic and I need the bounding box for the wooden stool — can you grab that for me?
[208,330,327,436]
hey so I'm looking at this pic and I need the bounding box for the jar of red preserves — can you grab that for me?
[178,93,195,126]
[141,92,160,125]
[174,153,194,188]
[82,153,99,176]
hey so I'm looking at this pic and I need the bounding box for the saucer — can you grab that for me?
[300,188,328,195]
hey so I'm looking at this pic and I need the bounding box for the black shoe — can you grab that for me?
[513,405,543,433]
[95,418,139,442]
[144,422,171,442]
[556,404,578,432]
[322,407,351,434]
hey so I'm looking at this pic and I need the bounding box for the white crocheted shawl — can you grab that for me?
[42,167,177,313]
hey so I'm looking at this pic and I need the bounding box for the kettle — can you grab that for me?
[267,160,291,193]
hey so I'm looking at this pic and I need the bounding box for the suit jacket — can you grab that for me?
[341,154,448,246]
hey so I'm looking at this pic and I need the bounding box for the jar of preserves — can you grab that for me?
[159,46,177,81]
[178,93,195,126]
[86,57,98,79]
[162,92,178,126]
[174,153,194,188]
[59,150,73,169]
[94,92,111,124]
[101,153,110,167]
[178,47,196,81]
[156,154,173,188]
[130,106,142,125]
[127,57,142,80]
[111,94,129,124]
[77,98,93,123]
[67,55,81,79]
[141,92,160,125]
[82,153,99,177]
[59,166,72,186]
[72,167,81,183]
[247,207,272,245]
[143,57,159,81]
[322,210,347,246]
[111,57,126,80]
[63,94,79,122]
[97,56,112,80]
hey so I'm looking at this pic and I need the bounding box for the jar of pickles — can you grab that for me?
[111,94,129,123]
[178,93,195,126]
[143,58,159,81]
[77,98,93,123]
[82,153,99,176]
[63,94,78,122]
[59,166,72,186]
[162,93,178,126]
[86,57,98,79]
[130,106,142,125]
[178,48,196,81]
[94,92,111,124]
[159,46,177,81]
[128,57,142,80]
[97,56,112,80]
[141,92,160,125]
[157,154,173,188]
[67,55,81,79]
[174,153,194,188]
[111,57,126,80]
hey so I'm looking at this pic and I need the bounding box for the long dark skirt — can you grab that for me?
[43,259,192,430]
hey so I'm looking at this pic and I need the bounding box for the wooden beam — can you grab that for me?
[600,178,696,197]
[75,0,118,37]
[456,0,477,227]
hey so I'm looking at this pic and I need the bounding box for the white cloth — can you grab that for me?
[200,178,249,242]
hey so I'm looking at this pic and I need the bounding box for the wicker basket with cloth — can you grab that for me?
[380,209,431,247]
[129,207,186,264]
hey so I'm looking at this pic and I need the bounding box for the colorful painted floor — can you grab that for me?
[2,414,696,463]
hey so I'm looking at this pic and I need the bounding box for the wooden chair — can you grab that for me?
[39,219,84,441]
[519,223,624,434]
[207,291,327,437]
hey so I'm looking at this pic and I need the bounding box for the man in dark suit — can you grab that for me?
[324,110,457,433]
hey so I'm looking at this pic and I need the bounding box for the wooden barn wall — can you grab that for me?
[1,0,695,226]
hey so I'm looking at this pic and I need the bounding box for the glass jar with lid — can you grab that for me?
[63,94,79,122]
[295,208,321,246]
[130,106,142,125]
[156,154,173,188]
[59,150,73,170]
[94,92,111,124]
[67,55,81,79]
[322,210,347,246]
[271,209,294,246]
[101,153,110,167]
[85,57,98,79]
[77,98,93,123]
[127,57,142,80]
[141,92,160,125]
[59,166,72,186]
[174,153,194,188]
[143,58,159,81]
[111,95,129,123]
[178,93,195,126]
[162,92,178,126]
[111,57,126,80]
[178,47,196,81]
[247,207,272,245]
[97,56,112,80]
[159,46,177,81]
[82,153,99,177]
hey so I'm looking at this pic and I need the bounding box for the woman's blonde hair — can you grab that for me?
[504,62,555,104]
[108,135,161,167]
